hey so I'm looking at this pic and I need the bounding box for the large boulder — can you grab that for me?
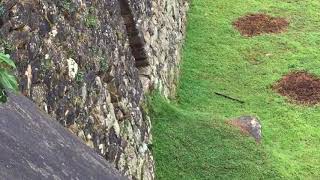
[0,92,125,180]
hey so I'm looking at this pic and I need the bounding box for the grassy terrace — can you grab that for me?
[150,0,320,179]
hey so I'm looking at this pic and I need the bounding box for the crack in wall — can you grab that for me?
[119,0,149,68]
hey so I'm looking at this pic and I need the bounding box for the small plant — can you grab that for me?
[85,15,98,28]
[59,0,74,12]
[0,4,5,17]
[0,39,15,54]
[75,71,84,84]
[58,0,77,17]
[99,57,109,72]
[0,53,18,103]
[84,7,99,29]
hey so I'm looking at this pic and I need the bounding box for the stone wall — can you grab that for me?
[128,0,188,98]
[0,0,187,179]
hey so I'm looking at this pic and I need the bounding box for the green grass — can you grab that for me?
[150,0,320,179]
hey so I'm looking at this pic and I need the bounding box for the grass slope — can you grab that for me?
[150,0,320,179]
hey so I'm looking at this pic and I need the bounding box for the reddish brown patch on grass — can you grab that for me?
[227,120,251,135]
[233,13,289,37]
[273,71,320,105]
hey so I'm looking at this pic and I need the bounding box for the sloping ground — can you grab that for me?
[0,93,124,179]
[151,0,320,179]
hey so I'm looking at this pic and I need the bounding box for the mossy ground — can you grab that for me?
[150,0,320,179]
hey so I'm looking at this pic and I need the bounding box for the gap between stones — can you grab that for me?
[118,0,149,68]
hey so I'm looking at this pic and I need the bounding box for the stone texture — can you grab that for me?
[0,92,125,180]
[0,0,188,179]
[128,0,188,97]
[229,116,262,142]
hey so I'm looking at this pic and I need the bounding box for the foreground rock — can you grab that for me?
[0,93,125,180]
[228,116,262,142]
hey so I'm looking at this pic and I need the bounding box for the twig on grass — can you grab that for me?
[214,92,245,104]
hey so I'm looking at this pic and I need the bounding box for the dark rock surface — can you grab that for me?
[0,92,126,180]
[229,116,262,142]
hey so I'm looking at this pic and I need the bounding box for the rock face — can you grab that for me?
[0,0,187,179]
[0,93,125,180]
[229,116,262,142]
[126,0,188,97]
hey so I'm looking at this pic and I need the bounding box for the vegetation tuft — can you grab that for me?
[85,7,99,29]
[0,53,18,103]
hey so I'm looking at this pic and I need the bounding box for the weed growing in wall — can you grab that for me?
[0,4,5,17]
[0,53,18,103]
[85,7,99,29]
[59,0,75,12]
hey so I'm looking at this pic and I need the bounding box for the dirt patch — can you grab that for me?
[233,13,289,37]
[273,71,320,105]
